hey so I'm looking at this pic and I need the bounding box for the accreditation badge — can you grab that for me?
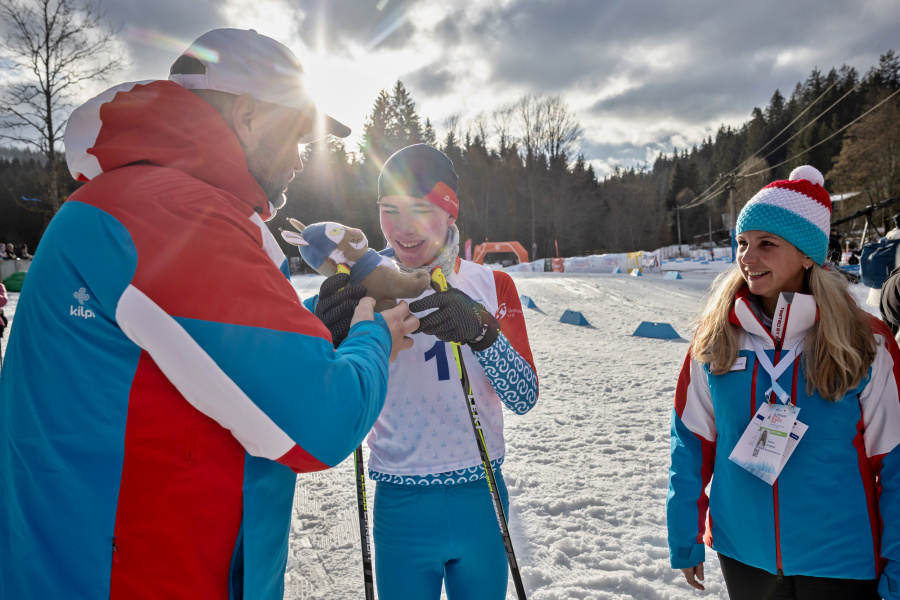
[728,402,807,485]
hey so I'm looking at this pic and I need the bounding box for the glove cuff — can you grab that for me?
[468,309,499,352]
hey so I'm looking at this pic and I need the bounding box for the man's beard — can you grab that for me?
[245,145,291,213]
[252,167,289,212]
[269,190,288,211]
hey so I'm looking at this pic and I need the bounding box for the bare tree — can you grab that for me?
[515,94,544,257]
[491,104,516,153]
[541,95,583,163]
[0,0,124,213]
[515,93,584,256]
[468,111,490,145]
[541,96,583,251]
[463,111,492,234]
[516,93,545,160]
[441,114,460,140]
[491,104,519,240]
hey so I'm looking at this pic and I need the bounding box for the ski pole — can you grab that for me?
[353,446,375,599]
[335,264,375,600]
[430,267,528,600]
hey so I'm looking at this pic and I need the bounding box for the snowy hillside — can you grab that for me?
[0,270,881,599]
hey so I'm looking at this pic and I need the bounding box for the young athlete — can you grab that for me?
[365,143,538,599]
[667,166,900,600]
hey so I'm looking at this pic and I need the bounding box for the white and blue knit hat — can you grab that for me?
[736,165,832,265]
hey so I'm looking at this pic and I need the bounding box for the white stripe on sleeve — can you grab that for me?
[681,358,717,443]
[115,284,295,460]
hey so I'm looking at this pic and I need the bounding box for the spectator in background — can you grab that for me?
[867,212,900,307]
[4,244,16,259]
[828,228,842,263]
[16,244,31,259]
[879,266,900,341]
[846,240,860,265]
[0,282,7,340]
[0,245,7,260]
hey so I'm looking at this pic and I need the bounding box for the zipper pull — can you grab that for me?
[777,568,784,583]
[774,337,782,351]
[112,537,120,564]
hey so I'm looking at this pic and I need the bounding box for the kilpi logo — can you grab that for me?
[70,287,95,319]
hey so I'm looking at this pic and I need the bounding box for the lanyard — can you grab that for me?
[750,335,804,405]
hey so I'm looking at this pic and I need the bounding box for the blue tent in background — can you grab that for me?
[559,310,591,327]
[632,321,681,340]
[520,295,538,309]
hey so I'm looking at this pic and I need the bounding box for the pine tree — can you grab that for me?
[873,50,900,90]
[389,81,423,147]
[360,89,394,169]
[423,118,437,146]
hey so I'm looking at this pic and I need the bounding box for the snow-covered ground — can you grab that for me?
[0,269,881,599]
[284,270,731,600]
[285,270,879,600]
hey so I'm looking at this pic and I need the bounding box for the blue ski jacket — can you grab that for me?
[668,287,900,598]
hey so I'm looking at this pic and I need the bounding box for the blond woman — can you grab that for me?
[667,166,900,600]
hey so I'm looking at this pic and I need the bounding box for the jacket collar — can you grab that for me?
[65,80,271,219]
[729,286,817,350]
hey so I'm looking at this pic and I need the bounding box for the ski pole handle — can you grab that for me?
[430,266,449,293]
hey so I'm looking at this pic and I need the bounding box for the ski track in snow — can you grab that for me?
[0,270,882,599]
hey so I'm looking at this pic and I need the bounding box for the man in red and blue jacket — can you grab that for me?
[0,29,417,600]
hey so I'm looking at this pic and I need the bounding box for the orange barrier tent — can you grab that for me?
[473,241,529,265]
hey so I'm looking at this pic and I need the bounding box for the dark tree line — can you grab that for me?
[649,50,900,248]
[2,51,898,261]
[0,149,79,250]
[278,51,899,264]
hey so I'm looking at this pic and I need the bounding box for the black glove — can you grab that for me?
[408,286,499,351]
[315,273,367,348]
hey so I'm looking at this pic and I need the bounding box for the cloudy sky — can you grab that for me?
[75,0,900,176]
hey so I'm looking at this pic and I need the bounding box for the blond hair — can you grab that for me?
[690,265,876,401]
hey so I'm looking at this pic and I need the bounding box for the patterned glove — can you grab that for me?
[315,273,367,348]
[408,287,499,351]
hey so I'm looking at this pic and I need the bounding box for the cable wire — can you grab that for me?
[741,87,900,178]
[735,79,840,173]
